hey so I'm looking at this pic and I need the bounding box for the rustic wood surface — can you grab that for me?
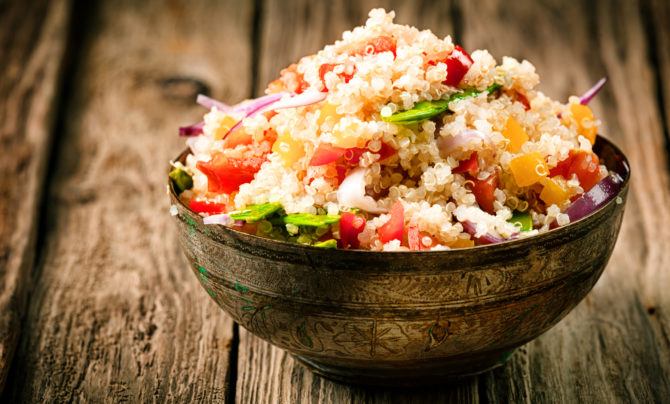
[1,0,669,402]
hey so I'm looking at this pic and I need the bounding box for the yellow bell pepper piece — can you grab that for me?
[317,103,340,126]
[213,115,240,140]
[509,152,549,187]
[540,177,570,206]
[570,104,597,145]
[272,131,305,167]
[502,117,529,153]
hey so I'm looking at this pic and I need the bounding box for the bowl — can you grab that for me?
[169,136,630,386]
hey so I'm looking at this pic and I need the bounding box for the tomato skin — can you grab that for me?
[343,142,397,165]
[363,36,396,57]
[339,212,367,249]
[471,172,498,214]
[516,91,531,110]
[310,144,346,166]
[549,150,600,191]
[196,154,264,194]
[569,151,600,191]
[452,152,479,177]
[443,45,473,87]
[189,200,227,215]
[319,63,354,91]
[378,201,404,243]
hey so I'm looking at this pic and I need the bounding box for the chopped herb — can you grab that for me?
[169,167,193,194]
[509,211,533,231]
[230,203,283,223]
[314,239,338,249]
[382,83,502,124]
[282,213,341,227]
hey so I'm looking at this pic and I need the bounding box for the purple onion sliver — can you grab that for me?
[197,94,232,111]
[579,77,607,105]
[461,220,507,245]
[225,93,286,136]
[179,121,204,137]
[565,173,624,222]
[203,214,232,226]
[268,90,327,110]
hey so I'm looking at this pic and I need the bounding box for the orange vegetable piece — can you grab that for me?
[540,177,570,206]
[509,152,549,187]
[502,117,529,152]
[272,131,305,167]
[449,237,475,249]
[570,104,597,144]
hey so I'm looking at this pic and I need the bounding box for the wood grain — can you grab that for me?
[460,0,670,402]
[0,0,71,392]
[3,0,253,401]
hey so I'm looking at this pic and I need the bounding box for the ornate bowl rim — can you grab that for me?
[169,135,630,258]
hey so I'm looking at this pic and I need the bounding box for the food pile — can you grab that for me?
[170,9,622,251]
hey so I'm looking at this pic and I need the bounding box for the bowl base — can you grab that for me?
[292,349,515,387]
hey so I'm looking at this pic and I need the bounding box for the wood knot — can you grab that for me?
[157,76,210,104]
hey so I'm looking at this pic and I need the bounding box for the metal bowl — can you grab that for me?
[169,136,630,386]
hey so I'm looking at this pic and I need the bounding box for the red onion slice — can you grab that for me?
[337,167,387,213]
[579,77,607,105]
[197,94,232,111]
[179,121,204,137]
[461,220,507,245]
[203,213,232,226]
[437,129,489,156]
[264,90,327,111]
[226,93,287,135]
[565,172,624,222]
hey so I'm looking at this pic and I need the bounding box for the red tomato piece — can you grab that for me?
[343,142,397,165]
[335,163,348,185]
[189,200,227,215]
[319,63,355,91]
[378,201,404,243]
[339,212,367,249]
[196,154,264,194]
[310,144,346,166]
[549,153,574,178]
[471,172,498,214]
[568,151,600,191]
[452,152,479,177]
[443,45,473,87]
[362,36,397,57]
[516,91,531,110]
[406,226,434,251]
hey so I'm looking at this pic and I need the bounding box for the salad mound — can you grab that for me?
[169,9,622,251]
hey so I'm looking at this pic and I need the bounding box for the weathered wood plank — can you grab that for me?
[237,1,487,403]
[3,0,254,401]
[459,0,670,402]
[0,0,71,392]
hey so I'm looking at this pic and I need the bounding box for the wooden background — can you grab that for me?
[1,0,669,402]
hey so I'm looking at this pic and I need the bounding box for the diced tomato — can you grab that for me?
[343,142,397,165]
[335,163,348,185]
[196,153,264,194]
[549,150,601,192]
[310,144,346,166]
[568,151,600,191]
[223,130,253,148]
[189,200,227,215]
[471,172,498,214]
[516,91,531,110]
[319,63,355,91]
[438,45,473,87]
[361,36,396,57]
[453,152,479,177]
[339,212,367,249]
[277,63,310,94]
[406,226,435,251]
[378,201,404,243]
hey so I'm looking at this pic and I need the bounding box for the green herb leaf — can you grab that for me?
[509,211,533,232]
[313,239,338,249]
[283,213,341,227]
[382,83,502,124]
[169,167,193,194]
[230,203,283,223]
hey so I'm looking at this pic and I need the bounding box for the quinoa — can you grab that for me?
[174,8,608,251]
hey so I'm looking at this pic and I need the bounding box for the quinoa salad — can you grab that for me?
[169,9,623,251]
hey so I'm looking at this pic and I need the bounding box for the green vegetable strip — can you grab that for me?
[313,239,338,249]
[169,167,193,194]
[282,213,341,227]
[382,83,502,124]
[230,203,283,222]
[509,211,533,232]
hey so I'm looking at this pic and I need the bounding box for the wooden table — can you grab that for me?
[1,0,669,402]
